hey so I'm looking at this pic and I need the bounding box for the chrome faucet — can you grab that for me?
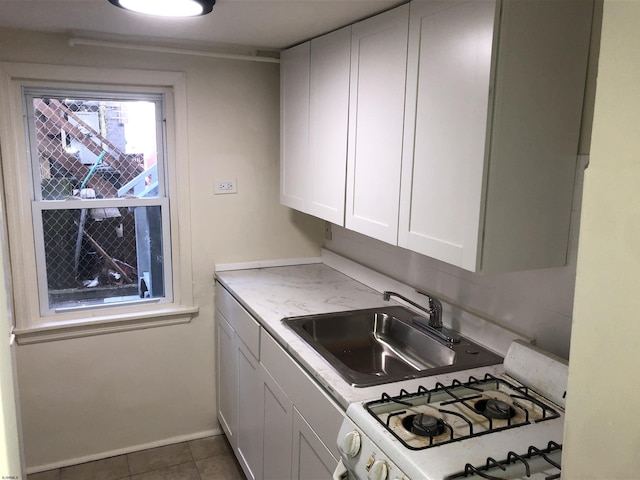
[382,290,460,344]
[382,290,442,328]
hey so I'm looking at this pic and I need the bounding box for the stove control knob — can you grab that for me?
[367,459,389,480]
[340,430,361,457]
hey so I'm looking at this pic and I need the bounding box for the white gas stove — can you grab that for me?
[333,340,568,480]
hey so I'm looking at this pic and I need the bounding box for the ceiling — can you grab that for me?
[0,0,404,52]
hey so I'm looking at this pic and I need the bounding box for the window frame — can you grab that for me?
[25,88,174,316]
[0,62,197,343]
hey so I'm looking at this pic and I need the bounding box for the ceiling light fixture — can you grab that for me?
[108,0,216,17]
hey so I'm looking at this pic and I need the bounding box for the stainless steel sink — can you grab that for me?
[282,306,502,387]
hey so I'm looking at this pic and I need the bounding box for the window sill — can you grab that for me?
[14,304,200,345]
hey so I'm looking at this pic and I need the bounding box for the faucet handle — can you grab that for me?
[416,290,443,329]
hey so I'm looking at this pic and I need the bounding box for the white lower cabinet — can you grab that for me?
[215,282,344,480]
[262,368,294,480]
[292,408,337,480]
[215,310,237,448]
[236,339,264,480]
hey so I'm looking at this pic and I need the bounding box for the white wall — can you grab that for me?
[0,28,324,472]
[563,2,640,477]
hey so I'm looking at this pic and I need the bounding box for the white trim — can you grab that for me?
[0,62,195,336]
[68,37,280,64]
[24,86,174,317]
[14,304,199,344]
[214,256,322,272]
[25,428,222,474]
[35,198,167,209]
[0,62,184,88]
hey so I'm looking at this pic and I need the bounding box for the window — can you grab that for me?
[25,90,172,314]
[0,63,196,342]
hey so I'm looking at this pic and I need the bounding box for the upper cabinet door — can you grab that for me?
[345,5,409,244]
[478,0,593,273]
[307,26,351,225]
[280,27,351,225]
[280,42,310,212]
[399,0,592,273]
[398,0,498,271]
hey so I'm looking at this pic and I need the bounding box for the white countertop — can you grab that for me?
[215,258,516,409]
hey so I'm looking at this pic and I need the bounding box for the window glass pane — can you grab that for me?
[33,96,159,200]
[41,205,165,310]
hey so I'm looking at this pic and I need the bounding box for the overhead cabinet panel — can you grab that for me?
[307,26,351,224]
[399,0,498,271]
[345,5,410,244]
[480,0,594,272]
[280,42,310,211]
[280,27,351,225]
[399,0,592,273]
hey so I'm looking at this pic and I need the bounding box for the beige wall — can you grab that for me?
[563,2,640,477]
[0,28,323,471]
[0,211,22,480]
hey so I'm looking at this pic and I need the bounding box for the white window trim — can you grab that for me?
[0,62,198,343]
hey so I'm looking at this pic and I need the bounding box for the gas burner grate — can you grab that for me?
[365,374,561,451]
[446,441,562,479]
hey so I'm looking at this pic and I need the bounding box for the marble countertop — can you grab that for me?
[215,261,506,409]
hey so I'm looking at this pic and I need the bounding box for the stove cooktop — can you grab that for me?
[338,340,568,480]
[365,373,560,450]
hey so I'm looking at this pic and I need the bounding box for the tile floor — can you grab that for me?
[26,435,246,480]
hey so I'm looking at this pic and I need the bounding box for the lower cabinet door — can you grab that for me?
[262,368,294,480]
[216,310,237,448]
[237,338,264,480]
[292,407,338,480]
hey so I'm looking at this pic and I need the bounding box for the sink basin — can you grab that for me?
[282,306,502,387]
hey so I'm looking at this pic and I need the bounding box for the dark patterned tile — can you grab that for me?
[196,454,245,480]
[27,470,61,480]
[60,455,129,480]
[127,443,193,475]
[130,462,200,480]
[188,436,231,461]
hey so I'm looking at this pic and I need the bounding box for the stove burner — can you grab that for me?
[402,413,446,437]
[475,398,516,420]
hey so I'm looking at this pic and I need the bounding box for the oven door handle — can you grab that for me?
[332,458,349,480]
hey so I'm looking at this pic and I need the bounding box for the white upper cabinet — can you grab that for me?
[280,42,310,212]
[398,0,497,271]
[280,0,593,273]
[280,27,351,225]
[399,0,593,272]
[308,27,351,224]
[345,5,409,244]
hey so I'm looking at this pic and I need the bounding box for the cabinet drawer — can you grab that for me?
[216,282,260,360]
[261,333,343,455]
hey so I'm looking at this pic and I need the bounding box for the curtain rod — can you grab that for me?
[68,37,280,64]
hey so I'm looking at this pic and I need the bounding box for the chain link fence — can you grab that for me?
[32,95,161,308]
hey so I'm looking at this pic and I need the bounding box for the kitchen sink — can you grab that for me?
[282,306,502,387]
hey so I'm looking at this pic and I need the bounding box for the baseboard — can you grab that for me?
[26,428,222,474]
